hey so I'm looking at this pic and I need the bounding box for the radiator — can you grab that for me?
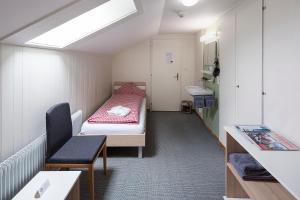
[71,110,83,135]
[0,134,46,200]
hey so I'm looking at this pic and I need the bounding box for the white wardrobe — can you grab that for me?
[219,0,300,146]
[219,0,263,145]
[263,0,300,144]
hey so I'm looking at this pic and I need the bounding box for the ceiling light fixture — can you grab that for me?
[26,0,137,48]
[180,0,199,7]
[200,32,218,44]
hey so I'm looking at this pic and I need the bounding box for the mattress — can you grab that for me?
[81,98,146,135]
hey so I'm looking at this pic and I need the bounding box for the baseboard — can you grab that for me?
[194,110,225,151]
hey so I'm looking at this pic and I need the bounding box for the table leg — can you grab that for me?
[103,144,107,176]
[66,179,80,200]
[88,165,94,200]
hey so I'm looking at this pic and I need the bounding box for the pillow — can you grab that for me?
[116,83,145,97]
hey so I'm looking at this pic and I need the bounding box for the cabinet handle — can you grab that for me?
[174,73,179,80]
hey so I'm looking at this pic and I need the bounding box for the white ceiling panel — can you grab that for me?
[159,0,242,33]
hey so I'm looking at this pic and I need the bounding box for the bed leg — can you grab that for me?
[138,147,143,158]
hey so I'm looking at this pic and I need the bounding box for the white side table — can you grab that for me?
[13,171,81,200]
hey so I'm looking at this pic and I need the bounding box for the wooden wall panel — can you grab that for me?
[0,44,112,161]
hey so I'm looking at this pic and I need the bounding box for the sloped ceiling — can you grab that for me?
[69,0,165,54]
[0,0,78,39]
[0,0,242,55]
[0,0,165,55]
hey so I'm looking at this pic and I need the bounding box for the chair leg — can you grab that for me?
[88,165,94,200]
[103,144,108,176]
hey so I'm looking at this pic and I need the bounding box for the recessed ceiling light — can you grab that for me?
[180,0,199,7]
[26,0,137,48]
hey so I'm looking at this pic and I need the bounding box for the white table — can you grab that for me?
[225,126,300,199]
[13,171,81,200]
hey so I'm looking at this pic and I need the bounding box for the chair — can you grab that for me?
[45,103,107,200]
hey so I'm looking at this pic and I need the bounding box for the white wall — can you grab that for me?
[193,31,204,118]
[112,41,151,99]
[0,44,112,161]
[112,34,197,106]
[195,31,204,87]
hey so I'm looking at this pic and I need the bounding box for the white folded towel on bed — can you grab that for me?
[107,106,131,117]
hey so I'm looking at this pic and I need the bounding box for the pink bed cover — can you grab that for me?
[87,94,143,124]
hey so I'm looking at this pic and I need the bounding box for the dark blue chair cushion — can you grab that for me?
[46,103,73,159]
[46,136,106,164]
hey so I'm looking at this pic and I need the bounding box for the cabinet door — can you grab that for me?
[236,0,263,124]
[263,0,300,142]
[219,10,237,145]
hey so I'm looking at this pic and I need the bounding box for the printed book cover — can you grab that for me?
[236,125,299,151]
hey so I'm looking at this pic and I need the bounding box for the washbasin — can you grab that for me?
[185,86,213,96]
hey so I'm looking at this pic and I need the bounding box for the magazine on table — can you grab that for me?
[236,125,299,151]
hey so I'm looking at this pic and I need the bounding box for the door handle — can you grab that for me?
[174,73,179,80]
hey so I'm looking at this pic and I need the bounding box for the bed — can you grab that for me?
[80,82,147,158]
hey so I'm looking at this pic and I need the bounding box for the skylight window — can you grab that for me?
[26,0,137,48]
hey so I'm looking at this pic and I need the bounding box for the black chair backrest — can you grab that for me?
[46,103,72,159]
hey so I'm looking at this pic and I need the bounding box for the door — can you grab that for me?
[151,39,181,111]
[236,0,263,124]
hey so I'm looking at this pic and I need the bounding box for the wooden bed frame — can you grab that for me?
[109,81,146,158]
[86,81,147,158]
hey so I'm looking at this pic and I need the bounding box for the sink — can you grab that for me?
[185,86,213,96]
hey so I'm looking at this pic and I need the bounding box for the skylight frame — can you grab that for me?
[26,0,138,48]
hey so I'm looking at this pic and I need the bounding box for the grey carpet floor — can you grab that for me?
[80,112,225,200]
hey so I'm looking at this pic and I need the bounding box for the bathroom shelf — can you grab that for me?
[201,70,213,75]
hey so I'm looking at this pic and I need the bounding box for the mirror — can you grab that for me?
[203,41,217,70]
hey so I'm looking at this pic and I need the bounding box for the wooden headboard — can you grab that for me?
[113,82,147,93]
